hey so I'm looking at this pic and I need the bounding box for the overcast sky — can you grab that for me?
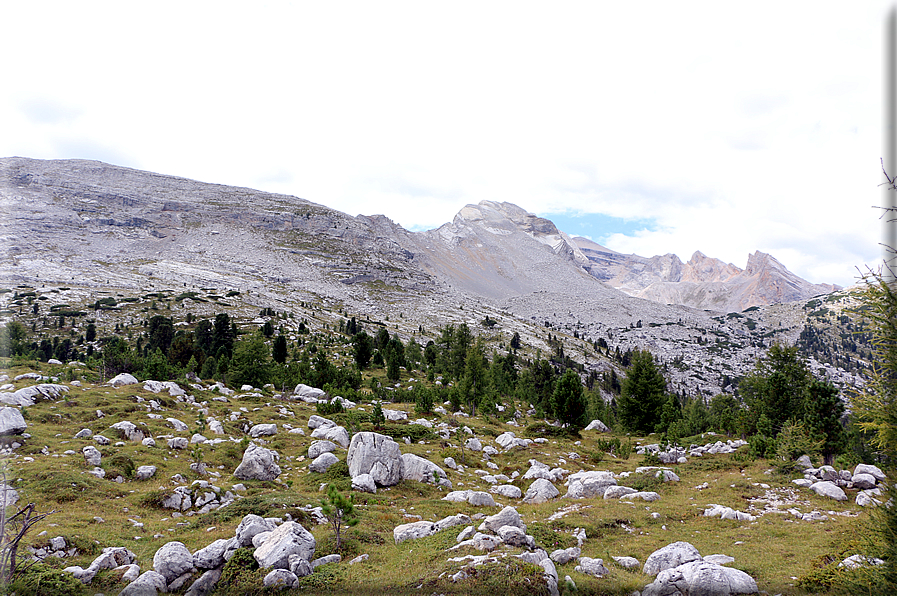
[2,2,891,288]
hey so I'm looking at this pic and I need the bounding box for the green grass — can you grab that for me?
[0,358,878,595]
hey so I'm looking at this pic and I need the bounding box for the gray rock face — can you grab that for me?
[465,437,483,451]
[467,491,496,507]
[184,568,222,596]
[851,473,877,490]
[0,407,27,435]
[236,514,275,547]
[193,538,231,569]
[584,419,609,432]
[564,470,616,498]
[82,445,102,467]
[575,557,609,578]
[264,568,298,589]
[643,541,703,576]
[642,560,758,596]
[0,383,69,407]
[523,478,560,504]
[249,424,277,437]
[136,465,157,480]
[308,440,338,459]
[612,556,640,569]
[253,522,316,569]
[491,484,523,499]
[620,491,661,502]
[234,444,282,481]
[401,453,450,486]
[603,485,637,499]
[497,525,530,547]
[346,432,404,487]
[119,570,167,596]
[484,506,526,534]
[111,420,145,441]
[110,373,139,387]
[153,541,195,585]
[810,481,847,501]
[550,547,581,565]
[309,452,339,473]
[289,554,313,577]
[351,473,377,493]
[435,514,472,532]
[319,425,350,448]
[855,463,887,482]
[394,520,436,544]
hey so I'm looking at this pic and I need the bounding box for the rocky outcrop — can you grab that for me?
[346,432,404,487]
[234,444,282,481]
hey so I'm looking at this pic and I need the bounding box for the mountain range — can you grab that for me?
[0,157,834,315]
[1,157,862,399]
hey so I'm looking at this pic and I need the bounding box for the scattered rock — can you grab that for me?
[346,432,404,487]
[234,444,282,481]
[523,478,559,504]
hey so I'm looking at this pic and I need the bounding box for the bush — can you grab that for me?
[8,563,85,596]
[215,548,264,596]
[317,399,345,416]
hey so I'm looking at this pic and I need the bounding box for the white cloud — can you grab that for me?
[0,1,889,287]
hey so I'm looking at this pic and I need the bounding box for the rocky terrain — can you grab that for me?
[0,364,882,595]
[0,157,865,399]
[573,237,839,313]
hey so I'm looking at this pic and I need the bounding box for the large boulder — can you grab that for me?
[401,453,450,487]
[642,560,758,596]
[351,474,377,493]
[564,470,616,498]
[153,541,195,585]
[234,444,282,481]
[236,514,275,547]
[264,568,298,589]
[810,481,848,501]
[0,383,69,407]
[295,384,326,401]
[643,542,703,576]
[309,452,339,473]
[185,568,222,596]
[584,419,609,432]
[253,522,316,569]
[394,520,436,544]
[491,484,523,499]
[313,425,350,448]
[0,407,27,435]
[855,463,887,482]
[83,445,102,467]
[110,373,140,387]
[193,538,231,569]
[119,571,167,596]
[347,432,404,487]
[308,440,338,459]
[523,478,559,504]
[249,424,277,438]
[484,506,526,533]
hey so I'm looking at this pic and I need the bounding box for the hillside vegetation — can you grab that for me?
[0,283,889,595]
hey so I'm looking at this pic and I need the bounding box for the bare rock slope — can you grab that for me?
[574,237,837,312]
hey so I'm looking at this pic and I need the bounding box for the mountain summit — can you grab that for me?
[573,237,837,312]
[0,157,834,314]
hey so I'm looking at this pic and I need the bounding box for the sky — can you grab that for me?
[1,1,892,288]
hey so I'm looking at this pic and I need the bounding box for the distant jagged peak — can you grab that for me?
[683,251,742,283]
[744,250,786,276]
[571,236,620,254]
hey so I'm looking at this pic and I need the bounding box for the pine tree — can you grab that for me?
[617,349,667,434]
[320,484,359,551]
[552,370,587,430]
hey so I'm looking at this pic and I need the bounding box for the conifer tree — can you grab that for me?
[320,484,359,551]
